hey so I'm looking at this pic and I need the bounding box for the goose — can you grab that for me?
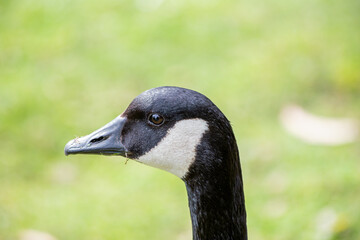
[64,86,247,240]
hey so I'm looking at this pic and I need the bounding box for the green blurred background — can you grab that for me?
[1,0,359,239]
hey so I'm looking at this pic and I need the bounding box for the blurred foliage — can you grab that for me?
[0,0,359,239]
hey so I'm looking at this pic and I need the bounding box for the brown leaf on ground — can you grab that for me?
[279,104,359,145]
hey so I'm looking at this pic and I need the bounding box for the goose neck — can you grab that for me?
[185,163,247,240]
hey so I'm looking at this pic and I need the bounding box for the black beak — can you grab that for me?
[64,116,128,156]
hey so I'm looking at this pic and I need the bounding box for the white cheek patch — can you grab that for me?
[137,118,209,178]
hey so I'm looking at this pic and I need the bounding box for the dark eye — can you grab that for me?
[148,113,164,126]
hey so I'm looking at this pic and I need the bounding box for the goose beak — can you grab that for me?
[64,116,128,156]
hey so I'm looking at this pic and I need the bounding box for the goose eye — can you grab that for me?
[148,113,164,126]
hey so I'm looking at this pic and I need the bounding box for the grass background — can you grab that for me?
[1,0,359,239]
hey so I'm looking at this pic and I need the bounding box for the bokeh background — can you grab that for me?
[1,0,359,239]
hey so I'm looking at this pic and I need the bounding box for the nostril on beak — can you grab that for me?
[90,136,106,144]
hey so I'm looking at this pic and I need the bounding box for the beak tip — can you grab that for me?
[64,139,75,156]
[64,149,69,156]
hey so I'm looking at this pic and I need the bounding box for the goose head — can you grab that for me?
[64,86,247,239]
[65,86,229,179]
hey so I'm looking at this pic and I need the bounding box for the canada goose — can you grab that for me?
[64,86,247,240]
